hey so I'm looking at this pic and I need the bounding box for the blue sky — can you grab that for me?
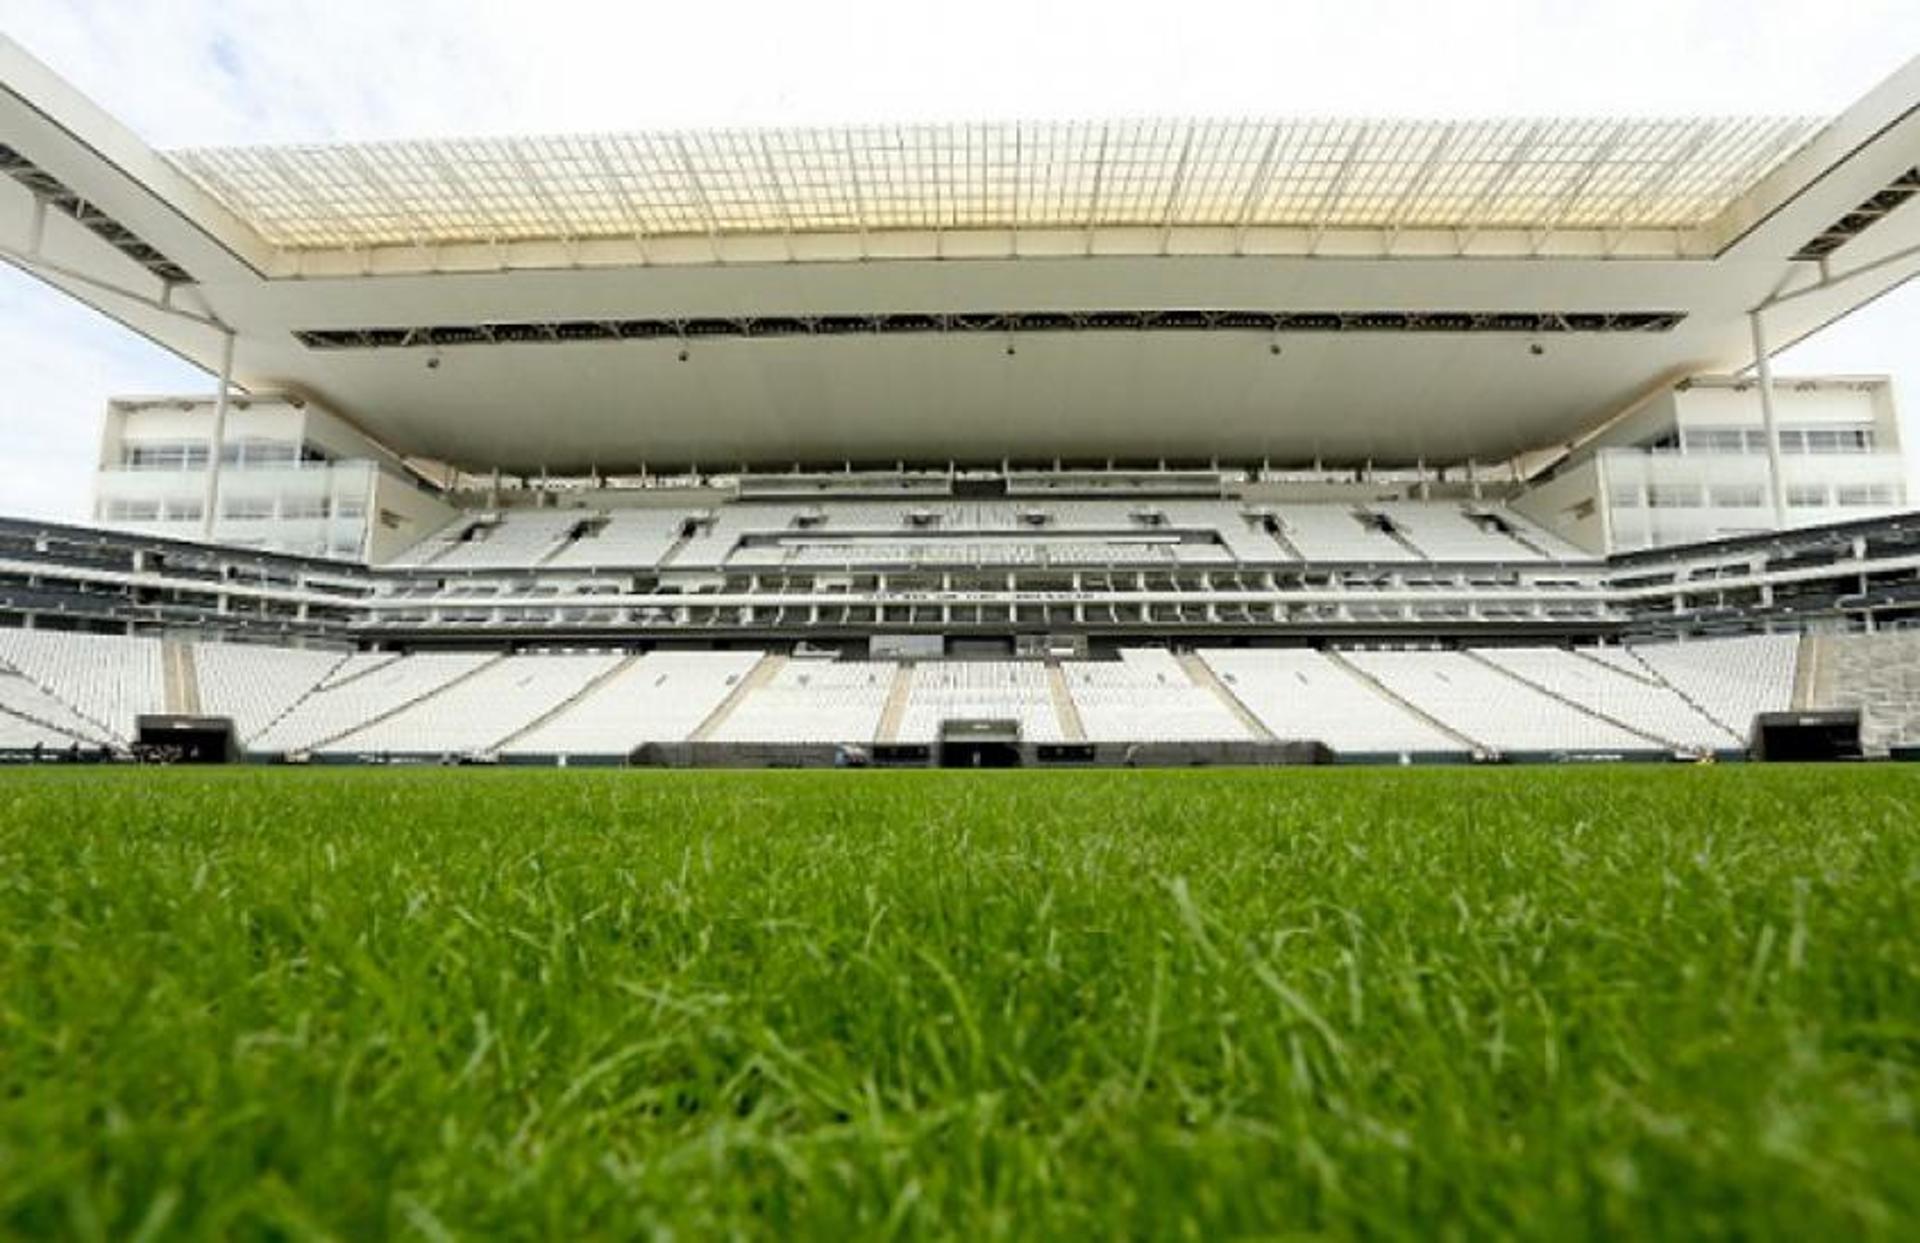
[1,0,1916,519]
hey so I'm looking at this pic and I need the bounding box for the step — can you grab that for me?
[1177,652,1273,741]
[1621,645,1746,747]
[242,648,357,748]
[163,639,203,716]
[311,653,508,752]
[1791,632,1822,711]
[1045,663,1088,743]
[488,652,641,754]
[1463,649,1679,752]
[876,663,917,744]
[1322,649,1484,753]
[690,653,782,742]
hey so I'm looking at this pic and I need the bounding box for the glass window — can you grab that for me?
[1709,485,1764,509]
[221,497,275,520]
[104,498,161,521]
[1786,484,1827,508]
[161,499,204,521]
[121,441,210,470]
[1683,429,1746,454]
[1836,484,1901,507]
[1646,485,1701,509]
[1777,426,1875,455]
[221,439,298,467]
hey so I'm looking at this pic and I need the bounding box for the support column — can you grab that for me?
[1749,310,1788,529]
[200,329,235,540]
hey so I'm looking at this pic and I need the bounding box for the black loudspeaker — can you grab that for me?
[1750,711,1863,762]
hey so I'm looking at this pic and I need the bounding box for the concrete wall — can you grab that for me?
[1806,629,1920,755]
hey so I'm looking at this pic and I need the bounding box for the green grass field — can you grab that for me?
[1,767,1916,1240]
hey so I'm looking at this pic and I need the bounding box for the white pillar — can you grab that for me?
[200,330,235,540]
[1749,310,1788,529]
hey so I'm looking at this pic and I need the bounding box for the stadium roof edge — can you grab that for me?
[161,114,1827,256]
[2,38,1919,474]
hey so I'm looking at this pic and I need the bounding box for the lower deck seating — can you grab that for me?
[1470,646,1740,750]
[253,652,496,753]
[196,644,350,743]
[710,660,894,744]
[502,651,764,755]
[325,653,623,755]
[1199,649,1457,753]
[0,631,1806,759]
[1064,649,1249,742]
[895,662,1065,744]
[1341,650,1647,753]
[1628,634,1798,738]
[0,629,163,743]
[0,668,106,747]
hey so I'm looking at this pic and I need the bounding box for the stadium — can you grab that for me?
[2,13,1920,1237]
[1,33,1919,767]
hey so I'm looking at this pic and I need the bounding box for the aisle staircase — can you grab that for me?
[311,653,508,752]
[1323,649,1485,752]
[691,653,781,742]
[162,639,202,716]
[1178,652,1274,741]
[876,664,916,744]
[489,653,641,753]
[1046,664,1088,743]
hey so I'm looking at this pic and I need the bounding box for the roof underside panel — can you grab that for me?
[167,116,1821,250]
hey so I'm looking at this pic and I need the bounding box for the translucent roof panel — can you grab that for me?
[167,116,1823,251]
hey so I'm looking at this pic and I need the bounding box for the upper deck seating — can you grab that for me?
[428,511,582,569]
[387,498,1598,575]
[1373,503,1541,561]
[1270,506,1422,563]
[544,510,690,570]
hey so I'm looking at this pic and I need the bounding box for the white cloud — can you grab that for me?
[0,0,1916,520]
[0,266,205,519]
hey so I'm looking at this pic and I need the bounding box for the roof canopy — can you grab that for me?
[3,34,1917,474]
[168,116,1819,251]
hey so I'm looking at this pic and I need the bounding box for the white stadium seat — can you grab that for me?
[711,660,895,744]
[326,653,623,754]
[502,651,764,754]
[253,653,497,753]
[1200,649,1459,754]
[896,662,1065,744]
[0,629,164,742]
[1340,650,1647,752]
[1063,649,1249,742]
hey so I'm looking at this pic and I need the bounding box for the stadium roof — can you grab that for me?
[2,36,1918,474]
[168,117,1820,251]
